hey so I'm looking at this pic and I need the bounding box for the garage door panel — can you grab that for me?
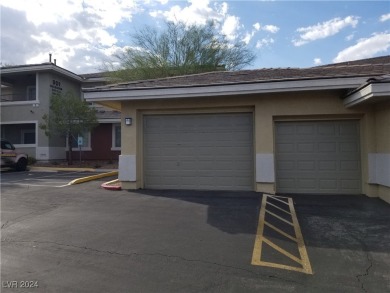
[276,143,295,153]
[297,161,316,171]
[341,179,360,189]
[319,179,338,189]
[340,160,360,171]
[275,120,361,194]
[297,143,316,152]
[319,161,337,171]
[144,113,254,191]
[318,142,336,152]
[297,178,317,189]
[318,123,336,135]
[296,124,316,135]
[340,142,359,152]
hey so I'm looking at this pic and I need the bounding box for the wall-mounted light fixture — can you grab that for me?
[125,117,132,126]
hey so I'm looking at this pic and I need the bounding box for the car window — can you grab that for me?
[1,141,14,150]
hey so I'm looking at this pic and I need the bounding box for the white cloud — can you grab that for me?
[345,33,355,41]
[150,0,226,26]
[314,58,322,65]
[293,16,359,46]
[242,32,255,45]
[380,13,390,22]
[256,38,274,49]
[1,0,138,28]
[253,23,261,31]
[333,32,390,63]
[242,22,279,44]
[222,15,241,40]
[0,0,142,73]
[150,0,246,42]
[263,25,279,33]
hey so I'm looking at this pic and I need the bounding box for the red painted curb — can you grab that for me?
[101,181,122,191]
[101,183,122,190]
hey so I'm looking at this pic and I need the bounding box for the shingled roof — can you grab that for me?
[84,55,390,92]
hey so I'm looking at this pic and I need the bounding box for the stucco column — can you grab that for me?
[254,102,276,194]
[119,103,138,189]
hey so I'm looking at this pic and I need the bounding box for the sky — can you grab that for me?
[1,0,389,74]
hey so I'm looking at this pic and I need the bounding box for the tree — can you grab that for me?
[105,21,256,81]
[40,91,98,165]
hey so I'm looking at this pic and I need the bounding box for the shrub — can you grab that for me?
[28,156,37,165]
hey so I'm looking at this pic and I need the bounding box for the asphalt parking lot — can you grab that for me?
[1,172,390,292]
[0,169,112,188]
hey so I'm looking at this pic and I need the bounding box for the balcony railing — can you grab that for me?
[1,94,35,102]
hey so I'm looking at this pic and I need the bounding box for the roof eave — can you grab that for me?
[344,82,390,108]
[84,76,367,103]
[1,64,82,82]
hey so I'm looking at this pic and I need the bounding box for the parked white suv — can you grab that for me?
[1,139,28,171]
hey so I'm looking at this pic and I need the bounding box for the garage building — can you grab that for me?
[84,56,390,203]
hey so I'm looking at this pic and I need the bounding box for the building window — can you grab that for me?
[26,86,36,101]
[22,130,36,144]
[1,123,36,145]
[66,131,91,150]
[112,123,121,150]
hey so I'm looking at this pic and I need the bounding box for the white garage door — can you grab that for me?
[275,120,361,194]
[143,113,254,190]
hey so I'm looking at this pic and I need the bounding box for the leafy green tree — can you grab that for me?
[105,21,256,81]
[40,91,98,165]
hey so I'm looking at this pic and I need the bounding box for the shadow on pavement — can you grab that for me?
[291,194,390,253]
[132,189,261,235]
[133,190,390,254]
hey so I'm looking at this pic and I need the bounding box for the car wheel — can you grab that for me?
[15,158,27,171]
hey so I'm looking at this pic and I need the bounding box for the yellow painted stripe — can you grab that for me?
[254,261,309,274]
[267,195,290,205]
[264,221,298,243]
[288,197,313,274]
[265,210,294,226]
[262,237,303,265]
[252,194,313,275]
[266,201,292,215]
[251,195,267,266]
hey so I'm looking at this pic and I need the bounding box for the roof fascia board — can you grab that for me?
[1,64,82,81]
[84,77,367,102]
[97,118,121,123]
[344,82,390,107]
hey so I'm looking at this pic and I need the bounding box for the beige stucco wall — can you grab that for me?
[373,100,390,203]
[119,90,386,198]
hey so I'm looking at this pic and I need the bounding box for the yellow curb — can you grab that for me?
[30,166,96,172]
[68,171,119,185]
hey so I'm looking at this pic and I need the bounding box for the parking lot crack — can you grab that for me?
[1,207,59,230]
[1,221,9,229]
[348,232,373,293]
[355,249,373,293]
[2,239,302,285]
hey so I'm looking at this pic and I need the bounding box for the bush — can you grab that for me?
[28,156,37,165]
